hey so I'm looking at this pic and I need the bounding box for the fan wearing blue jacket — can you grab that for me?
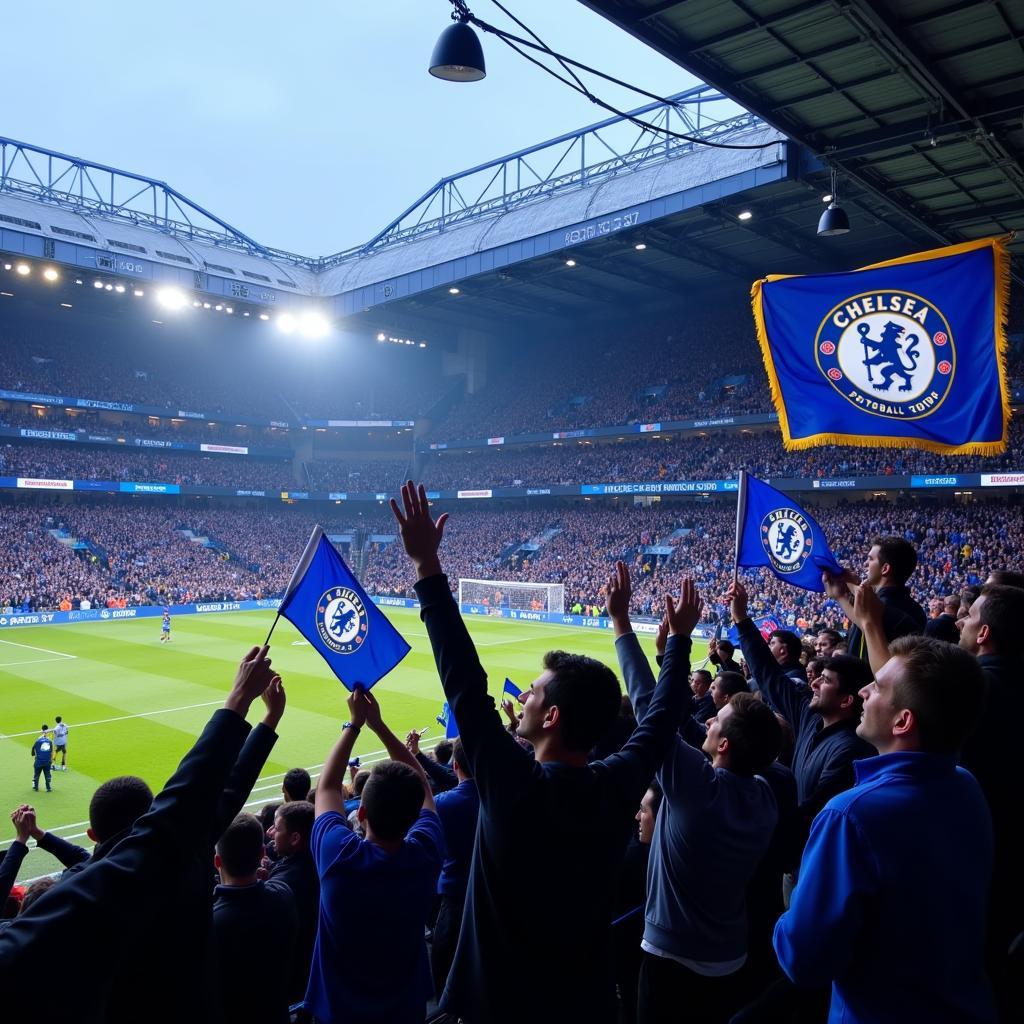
[774,583,995,1024]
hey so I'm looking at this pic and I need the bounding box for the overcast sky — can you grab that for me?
[1,1,729,256]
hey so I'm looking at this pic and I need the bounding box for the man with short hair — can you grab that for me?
[709,671,748,710]
[211,813,298,1024]
[429,736,480,998]
[52,717,68,772]
[609,563,781,1023]
[306,686,443,1024]
[925,594,960,644]
[391,482,695,1024]
[730,580,875,854]
[814,630,842,659]
[774,628,995,1024]
[689,669,715,727]
[266,801,319,1007]
[824,535,926,662]
[30,727,54,793]
[768,630,807,685]
[708,637,741,675]
[282,767,311,803]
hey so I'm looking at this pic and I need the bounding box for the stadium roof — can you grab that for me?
[580,0,1024,282]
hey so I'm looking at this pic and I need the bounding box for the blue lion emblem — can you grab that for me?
[774,522,800,559]
[331,604,357,637]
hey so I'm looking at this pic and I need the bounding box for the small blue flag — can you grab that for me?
[735,472,842,593]
[751,237,1010,455]
[727,615,787,647]
[503,678,523,702]
[277,526,410,690]
[436,701,459,739]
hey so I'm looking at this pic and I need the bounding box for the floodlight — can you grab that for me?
[449,287,460,295]
[94,280,104,289]
[134,289,145,297]
[565,259,576,267]
[277,313,297,335]
[299,311,330,339]
[43,267,59,281]
[114,284,126,293]
[259,313,270,321]
[738,210,753,221]
[104,284,113,291]
[156,287,188,311]
[15,263,30,276]
[429,20,486,82]
[634,243,647,251]
[817,202,850,236]
[377,332,387,342]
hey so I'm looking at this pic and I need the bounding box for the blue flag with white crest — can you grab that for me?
[735,473,843,593]
[751,237,1010,455]
[277,526,409,690]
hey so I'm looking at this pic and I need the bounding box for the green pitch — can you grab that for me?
[0,610,705,884]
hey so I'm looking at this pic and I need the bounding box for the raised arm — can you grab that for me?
[607,561,658,721]
[316,687,367,819]
[213,675,285,839]
[729,580,808,729]
[358,689,435,813]
[849,583,892,677]
[407,731,457,793]
[392,481,534,803]
[603,577,703,801]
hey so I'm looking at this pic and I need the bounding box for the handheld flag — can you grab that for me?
[751,237,1010,455]
[436,701,459,740]
[275,526,410,690]
[503,678,523,703]
[735,472,842,593]
[728,615,788,647]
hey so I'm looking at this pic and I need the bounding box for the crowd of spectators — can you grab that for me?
[419,418,1024,488]
[304,457,412,493]
[2,495,1020,629]
[0,443,296,491]
[1,482,1020,1024]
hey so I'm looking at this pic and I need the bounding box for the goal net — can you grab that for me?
[458,578,565,614]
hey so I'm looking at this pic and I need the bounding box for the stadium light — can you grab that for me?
[104,284,114,291]
[114,284,126,293]
[634,243,647,251]
[738,210,753,221]
[448,287,460,295]
[565,259,576,267]
[299,311,330,339]
[43,267,59,281]
[156,287,188,311]
[134,289,145,297]
[2,263,10,270]
[93,280,104,289]
[822,193,833,203]
[259,313,270,321]
[429,6,486,82]
[15,263,30,276]
[817,169,851,237]
[277,313,297,335]
[377,331,387,342]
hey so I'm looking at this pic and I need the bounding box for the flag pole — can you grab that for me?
[265,525,324,647]
[733,469,747,588]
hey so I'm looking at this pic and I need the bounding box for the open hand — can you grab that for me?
[260,675,286,729]
[664,578,703,638]
[225,646,276,717]
[390,481,448,578]
[726,580,750,623]
[851,580,884,630]
[655,614,669,657]
[606,561,632,622]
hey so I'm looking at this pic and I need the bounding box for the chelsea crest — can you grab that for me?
[815,290,955,419]
[761,509,813,576]
[316,587,369,654]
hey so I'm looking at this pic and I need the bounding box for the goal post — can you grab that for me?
[458,578,565,614]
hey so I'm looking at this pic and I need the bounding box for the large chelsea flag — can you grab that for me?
[751,237,1011,455]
